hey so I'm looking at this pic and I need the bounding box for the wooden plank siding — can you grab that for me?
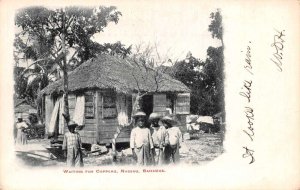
[153,94,167,116]
[96,90,121,144]
[80,91,97,144]
[64,94,76,134]
[98,119,118,144]
[174,93,190,115]
[45,90,190,145]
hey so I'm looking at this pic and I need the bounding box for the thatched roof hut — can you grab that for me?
[14,98,37,122]
[40,54,190,145]
[40,54,190,96]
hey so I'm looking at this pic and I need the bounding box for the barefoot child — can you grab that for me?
[62,121,84,167]
[162,116,182,164]
[149,112,167,165]
[130,111,154,165]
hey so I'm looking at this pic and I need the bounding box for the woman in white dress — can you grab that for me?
[15,116,29,145]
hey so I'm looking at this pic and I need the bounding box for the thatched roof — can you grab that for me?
[14,98,36,113]
[39,54,190,95]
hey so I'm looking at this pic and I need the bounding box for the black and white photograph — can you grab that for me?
[1,1,300,190]
[13,4,225,167]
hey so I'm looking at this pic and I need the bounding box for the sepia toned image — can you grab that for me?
[13,5,225,168]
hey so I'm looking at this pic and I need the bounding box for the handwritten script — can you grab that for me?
[240,41,255,164]
[271,29,285,72]
[242,147,255,164]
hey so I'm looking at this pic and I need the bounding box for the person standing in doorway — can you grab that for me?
[130,111,154,165]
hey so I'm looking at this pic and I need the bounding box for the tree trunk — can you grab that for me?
[62,11,70,124]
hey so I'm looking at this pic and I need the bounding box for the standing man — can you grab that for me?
[62,121,84,167]
[149,112,167,165]
[130,111,154,165]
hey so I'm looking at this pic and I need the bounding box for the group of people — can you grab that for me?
[62,111,183,167]
[130,111,183,166]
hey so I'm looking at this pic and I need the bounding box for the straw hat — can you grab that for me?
[68,120,78,127]
[161,115,178,125]
[132,111,146,118]
[149,112,161,121]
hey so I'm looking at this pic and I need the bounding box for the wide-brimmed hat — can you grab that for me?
[161,115,178,125]
[149,112,161,121]
[132,111,146,119]
[68,120,78,127]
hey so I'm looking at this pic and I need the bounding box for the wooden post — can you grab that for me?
[95,90,99,144]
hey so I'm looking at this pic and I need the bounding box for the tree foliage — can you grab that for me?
[208,9,223,45]
[15,6,124,63]
[14,6,131,110]
[172,10,224,115]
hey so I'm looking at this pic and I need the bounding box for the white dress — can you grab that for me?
[16,121,29,145]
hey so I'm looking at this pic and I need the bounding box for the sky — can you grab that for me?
[92,2,221,62]
[16,2,222,68]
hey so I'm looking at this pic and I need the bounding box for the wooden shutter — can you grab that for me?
[102,92,117,119]
[175,93,190,114]
[68,94,76,121]
[85,91,95,118]
[153,94,166,115]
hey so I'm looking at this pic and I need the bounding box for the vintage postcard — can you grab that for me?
[0,0,299,189]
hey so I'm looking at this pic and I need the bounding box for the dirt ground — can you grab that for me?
[15,133,224,167]
[180,133,224,165]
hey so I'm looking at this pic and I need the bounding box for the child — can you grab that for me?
[149,112,167,165]
[62,121,84,167]
[130,111,154,165]
[162,116,182,164]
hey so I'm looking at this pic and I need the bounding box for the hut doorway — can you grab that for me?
[141,95,153,117]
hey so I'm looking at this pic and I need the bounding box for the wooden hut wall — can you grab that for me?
[174,93,190,114]
[174,93,190,133]
[76,91,98,144]
[44,91,190,144]
[64,94,76,134]
[153,93,167,116]
[97,89,118,144]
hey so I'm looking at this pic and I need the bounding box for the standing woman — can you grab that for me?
[162,115,182,164]
[130,111,154,165]
[15,115,29,145]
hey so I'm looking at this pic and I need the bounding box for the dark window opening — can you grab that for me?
[141,95,153,117]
